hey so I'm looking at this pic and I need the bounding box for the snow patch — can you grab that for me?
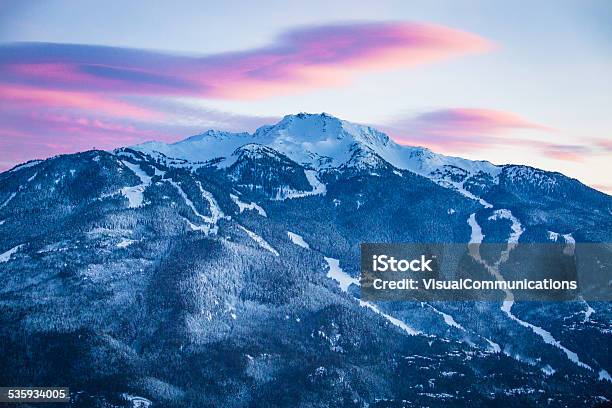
[287,231,309,249]
[116,238,137,248]
[0,244,23,263]
[0,192,16,209]
[562,233,575,255]
[187,219,215,234]
[239,226,279,256]
[485,338,501,353]
[583,302,595,323]
[121,393,152,408]
[599,369,612,382]
[359,300,419,336]
[467,213,484,244]
[548,230,575,254]
[230,194,267,217]
[275,170,326,200]
[324,257,358,292]
[427,304,465,330]
[120,161,153,208]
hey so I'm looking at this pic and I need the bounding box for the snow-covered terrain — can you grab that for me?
[0,244,22,263]
[1,112,610,406]
[239,225,279,256]
[120,161,154,208]
[230,194,267,217]
[468,209,595,373]
[287,231,309,249]
[273,170,326,200]
[324,257,358,292]
[133,113,500,201]
[166,178,223,234]
[359,300,420,336]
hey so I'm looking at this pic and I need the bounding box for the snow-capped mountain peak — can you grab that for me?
[132,112,501,197]
[248,112,390,169]
[255,112,390,146]
[133,129,252,164]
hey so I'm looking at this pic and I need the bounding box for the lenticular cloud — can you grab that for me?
[0,22,493,101]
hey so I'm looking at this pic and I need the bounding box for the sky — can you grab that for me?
[0,0,611,192]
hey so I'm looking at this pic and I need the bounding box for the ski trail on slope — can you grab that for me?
[195,181,224,223]
[322,256,420,336]
[500,300,591,370]
[324,257,359,292]
[444,180,492,208]
[581,298,595,323]
[359,300,420,336]
[167,178,224,234]
[274,170,326,200]
[120,161,153,208]
[238,225,279,256]
[0,193,16,209]
[286,228,458,336]
[1,167,40,210]
[287,231,309,249]
[468,211,593,372]
[230,194,266,217]
[425,303,465,331]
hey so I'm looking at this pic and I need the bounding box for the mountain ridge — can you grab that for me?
[3,112,607,198]
[133,112,497,172]
[130,112,609,203]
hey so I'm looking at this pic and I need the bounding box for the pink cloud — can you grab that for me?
[0,85,161,120]
[380,108,606,163]
[0,111,167,170]
[592,138,612,152]
[393,108,552,138]
[383,108,554,153]
[0,102,278,171]
[195,22,494,98]
[538,144,590,162]
[0,22,493,100]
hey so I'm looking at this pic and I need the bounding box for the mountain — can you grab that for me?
[0,113,610,407]
[134,112,499,179]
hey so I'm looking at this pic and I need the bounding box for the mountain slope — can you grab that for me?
[0,113,611,407]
